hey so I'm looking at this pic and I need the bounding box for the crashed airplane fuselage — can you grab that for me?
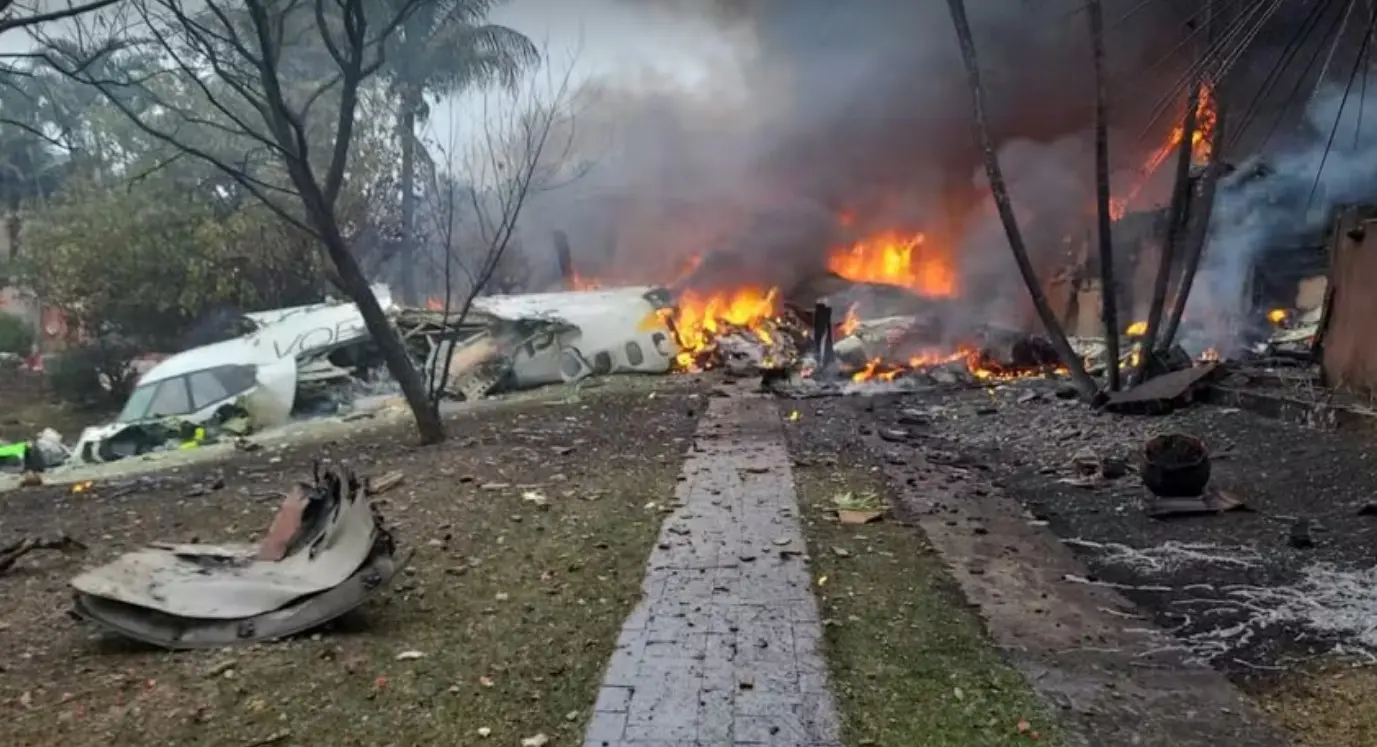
[70,285,682,465]
[71,287,394,464]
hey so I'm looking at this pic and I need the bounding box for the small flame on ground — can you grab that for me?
[1267,308,1289,325]
[849,347,1067,384]
[828,231,958,298]
[839,304,861,337]
[1125,320,1147,336]
[569,272,601,291]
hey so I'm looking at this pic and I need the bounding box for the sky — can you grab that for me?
[427,0,757,162]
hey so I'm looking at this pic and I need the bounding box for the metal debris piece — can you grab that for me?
[70,466,402,649]
[1105,362,1221,414]
[1144,489,1247,519]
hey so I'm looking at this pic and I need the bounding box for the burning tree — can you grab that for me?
[30,0,476,443]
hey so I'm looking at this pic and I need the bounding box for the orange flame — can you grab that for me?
[568,271,601,291]
[828,231,958,298]
[664,286,780,370]
[1111,81,1217,220]
[849,344,1068,383]
[839,304,861,337]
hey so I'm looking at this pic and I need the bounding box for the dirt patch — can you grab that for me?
[783,412,1060,746]
[0,380,704,746]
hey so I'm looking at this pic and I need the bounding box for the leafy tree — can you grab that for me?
[35,0,464,444]
[380,0,537,303]
[17,175,326,350]
[0,310,32,354]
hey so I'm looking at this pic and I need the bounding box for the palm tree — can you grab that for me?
[0,72,66,265]
[1087,0,1120,391]
[380,0,539,304]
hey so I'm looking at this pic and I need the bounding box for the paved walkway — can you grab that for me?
[585,393,841,747]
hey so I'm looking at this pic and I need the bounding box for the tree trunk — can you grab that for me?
[323,219,445,444]
[1088,0,1121,391]
[1162,107,1226,348]
[1139,84,1198,370]
[945,0,1100,401]
[398,96,419,306]
[1162,0,1223,349]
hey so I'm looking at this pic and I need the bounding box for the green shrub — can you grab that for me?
[0,312,34,356]
[46,340,138,410]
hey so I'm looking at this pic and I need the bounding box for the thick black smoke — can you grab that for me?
[516,0,1197,311]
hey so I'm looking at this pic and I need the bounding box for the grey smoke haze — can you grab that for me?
[1191,78,1377,351]
[470,0,1194,312]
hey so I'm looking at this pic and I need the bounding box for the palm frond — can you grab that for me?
[417,22,538,94]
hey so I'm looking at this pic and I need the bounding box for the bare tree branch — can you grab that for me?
[29,0,450,442]
[419,47,581,399]
[0,0,124,37]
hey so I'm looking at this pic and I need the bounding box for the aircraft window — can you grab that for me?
[211,364,259,396]
[188,370,232,410]
[145,377,193,418]
[115,384,157,423]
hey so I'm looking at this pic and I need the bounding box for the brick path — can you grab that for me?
[584,393,841,747]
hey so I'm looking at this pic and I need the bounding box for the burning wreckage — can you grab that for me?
[27,265,1086,477]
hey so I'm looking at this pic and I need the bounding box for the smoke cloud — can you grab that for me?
[482,0,1194,318]
[1190,77,1377,352]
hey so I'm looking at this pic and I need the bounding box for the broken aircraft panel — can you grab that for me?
[402,286,679,398]
[71,468,401,649]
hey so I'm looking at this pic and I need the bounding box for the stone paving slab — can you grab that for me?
[585,392,841,747]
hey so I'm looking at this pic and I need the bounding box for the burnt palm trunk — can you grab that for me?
[946,0,1100,401]
[1162,105,1226,347]
[1135,83,1198,382]
[1088,0,1120,391]
[1162,1,1223,349]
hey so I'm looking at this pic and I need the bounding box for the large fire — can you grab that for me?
[827,231,958,298]
[561,225,1056,382]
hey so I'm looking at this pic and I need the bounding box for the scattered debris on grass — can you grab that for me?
[0,382,701,746]
[832,490,886,525]
[795,464,1059,746]
[0,533,86,574]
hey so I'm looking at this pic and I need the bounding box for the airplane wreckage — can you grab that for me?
[71,465,406,649]
[56,284,678,467]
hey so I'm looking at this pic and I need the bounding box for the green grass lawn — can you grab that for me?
[796,465,1059,747]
